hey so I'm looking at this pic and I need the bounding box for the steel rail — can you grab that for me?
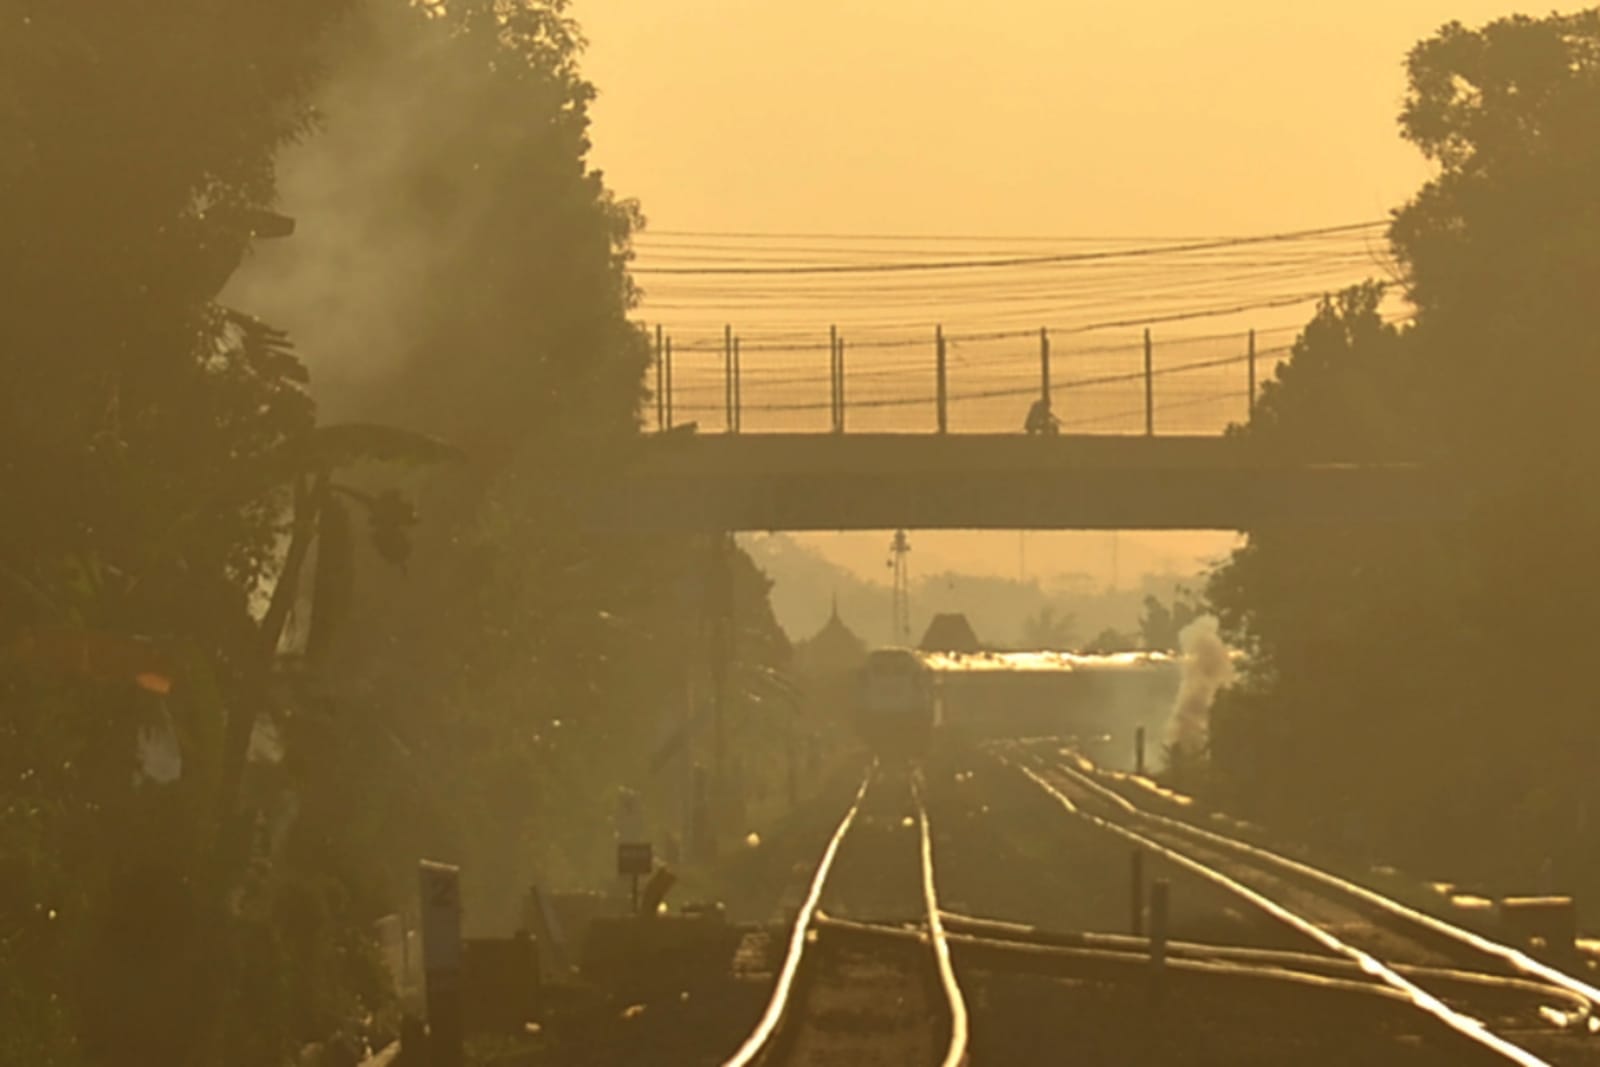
[1037,746,1600,1018]
[721,766,875,1067]
[912,772,972,1067]
[1011,759,1556,1067]
[937,910,1592,1014]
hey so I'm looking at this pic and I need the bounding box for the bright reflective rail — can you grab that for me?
[999,743,1600,1067]
[722,764,969,1067]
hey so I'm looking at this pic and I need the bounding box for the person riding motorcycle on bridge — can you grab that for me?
[1024,397,1060,435]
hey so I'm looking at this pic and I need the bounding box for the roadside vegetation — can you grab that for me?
[1206,10,1600,900]
[1,2,788,1063]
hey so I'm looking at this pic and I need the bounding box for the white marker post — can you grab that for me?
[418,860,463,1066]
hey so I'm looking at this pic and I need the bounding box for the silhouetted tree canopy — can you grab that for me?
[1207,10,1600,891]
[1,2,782,1064]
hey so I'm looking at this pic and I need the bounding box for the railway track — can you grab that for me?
[998,739,1600,1067]
[723,761,969,1067]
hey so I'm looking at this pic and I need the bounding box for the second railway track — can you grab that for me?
[998,738,1600,1067]
[723,761,969,1067]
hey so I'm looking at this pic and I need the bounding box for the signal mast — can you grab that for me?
[887,529,912,646]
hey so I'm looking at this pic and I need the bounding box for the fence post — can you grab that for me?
[1040,326,1051,415]
[1130,849,1145,936]
[1143,328,1155,436]
[723,324,734,433]
[654,324,664,432]
[829,325,840,433]
[664,337,673,430]
[837,334,846,432]
[1247,328,1257,423]
[733,335,743,433]
[1149,877,1170,1002]
[936,325,948,434]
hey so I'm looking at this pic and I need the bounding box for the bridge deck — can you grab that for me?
[591,433,1448,532]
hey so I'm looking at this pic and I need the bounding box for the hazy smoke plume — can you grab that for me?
[1165,615,1234,753]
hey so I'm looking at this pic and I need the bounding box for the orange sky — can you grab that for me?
[578,1,1525,234]
[574,1,1534,586]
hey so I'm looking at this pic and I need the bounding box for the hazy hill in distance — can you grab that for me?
[743,533,1201,650]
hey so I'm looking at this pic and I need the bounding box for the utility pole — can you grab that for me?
[887,530,912,645]
[935,326,948,433]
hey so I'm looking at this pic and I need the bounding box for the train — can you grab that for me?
[855,647,1184,760]
[855,647,943,757]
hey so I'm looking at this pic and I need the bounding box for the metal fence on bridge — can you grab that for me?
[648,322,1298,435]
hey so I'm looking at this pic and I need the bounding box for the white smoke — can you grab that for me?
[1165,615,1235,754]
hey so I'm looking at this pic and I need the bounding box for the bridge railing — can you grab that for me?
[648,323,1296,436]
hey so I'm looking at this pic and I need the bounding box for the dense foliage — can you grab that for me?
[1209,10,1600,891]
[1,1,790,1063]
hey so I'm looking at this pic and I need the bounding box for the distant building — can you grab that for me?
[793,597,868,677]
[919,613,981,654]
[792,599,868,746]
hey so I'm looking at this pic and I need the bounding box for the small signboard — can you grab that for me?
[617,842,654,877]
[419,860,463,986]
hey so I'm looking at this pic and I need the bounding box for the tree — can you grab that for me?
[2,3,350,605]
[1020,604,1077,650]
[1205,11,1600,883]
[1137,587,1201,651]
[1233,283,1412,461]
[0,6,472,1064]
[224,0,798,927]
[1083,627,1137,654]
[1205,287,1466,853]
[1388,9,1600,883]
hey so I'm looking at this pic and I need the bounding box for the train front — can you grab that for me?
[854,648,940,759]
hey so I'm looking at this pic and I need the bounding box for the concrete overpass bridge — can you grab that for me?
[594,305,1447,533]
[592,432,1449,532]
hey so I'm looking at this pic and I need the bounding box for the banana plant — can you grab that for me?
[255,422,464,662]
[219,421,464,838]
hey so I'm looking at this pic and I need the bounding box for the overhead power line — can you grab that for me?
[641,225,1373,244]
[630,221,1386,276]
[664,290,1337,352]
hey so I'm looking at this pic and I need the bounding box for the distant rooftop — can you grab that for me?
[919,612,981,654]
